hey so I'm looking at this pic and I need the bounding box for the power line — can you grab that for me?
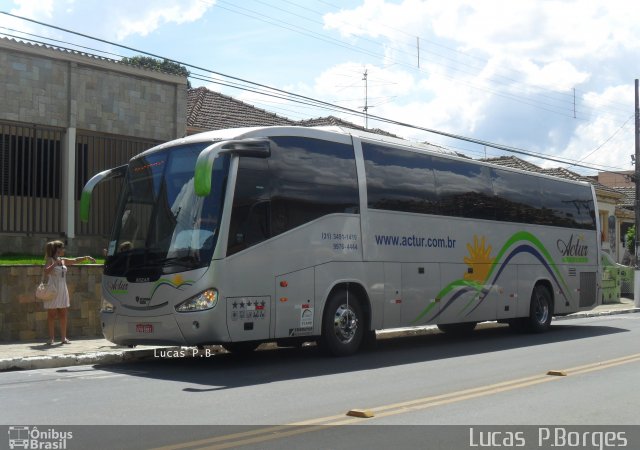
[312,0,632,116]
[571,114,635,167]
[211,0,589,119]
[0,11,629,173]
[4,3,628,123]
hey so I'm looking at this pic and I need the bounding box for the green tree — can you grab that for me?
[626,225,636,254]
[121,56,191,88]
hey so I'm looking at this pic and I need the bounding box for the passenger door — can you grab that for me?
[383,263,402,329]
[275,268,315,339]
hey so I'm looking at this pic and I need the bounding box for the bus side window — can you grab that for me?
[268,136,359,236]
[227,159,272,256]
[233,200,271,247]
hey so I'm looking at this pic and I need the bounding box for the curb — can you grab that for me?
[2,308,638,372]
[555,307,640,321]
[377,307,640,339]
[0,347,181,372]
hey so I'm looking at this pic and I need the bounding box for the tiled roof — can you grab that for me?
[187,87,295,131]
[483,156,622,197]
[2,37,120,64]
[613,186,635,207]
[541,169,621,196]
[1,37,183,78]
[184,90,630,208]
[481,156,544,172]
[297,116,400,138]
[539,167,596,184]
[186,87,400,137]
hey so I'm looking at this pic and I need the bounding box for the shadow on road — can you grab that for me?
[86,320,631,391]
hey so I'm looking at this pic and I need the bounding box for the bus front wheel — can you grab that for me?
[320,290,364,357]
[525,285,553,333]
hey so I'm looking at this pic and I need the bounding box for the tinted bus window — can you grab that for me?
[227,158,271,255]
[268,136,359,236]
[363,143,438,214]
[540,178,596,229]
[491,168,542,224]
[431,156,495,220]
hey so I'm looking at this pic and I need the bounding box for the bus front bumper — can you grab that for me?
[100,310,231,346]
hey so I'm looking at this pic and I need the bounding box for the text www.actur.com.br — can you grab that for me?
[374,234,456,249]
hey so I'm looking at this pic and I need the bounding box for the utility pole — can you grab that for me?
[635,79,640,263]
[362,69,369,129]
[634,79,640,306]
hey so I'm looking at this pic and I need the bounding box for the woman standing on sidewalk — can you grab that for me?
[44,240,95,345]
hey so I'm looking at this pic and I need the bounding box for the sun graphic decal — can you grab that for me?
[463,235,495,283]
[149,274,195,298]
[412,230,573,326]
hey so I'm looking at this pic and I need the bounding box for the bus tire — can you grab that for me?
[525,284,553,333]
[320,290,364,357]
[221,341,260,354]
[437,322,477,335]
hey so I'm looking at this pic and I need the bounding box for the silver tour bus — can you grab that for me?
[81,126,601,356]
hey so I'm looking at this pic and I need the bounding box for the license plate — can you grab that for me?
[136,324,153,333]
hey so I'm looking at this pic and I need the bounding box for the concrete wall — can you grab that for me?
[0,38,187,249]
[0,235,105,260]
[0,38,187,141]
[0,265,102,342]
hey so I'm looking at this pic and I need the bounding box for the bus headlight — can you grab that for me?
[175,289,218,312]
[101,297,115,313]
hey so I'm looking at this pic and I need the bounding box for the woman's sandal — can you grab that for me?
[47,339,55,345]
[61,338,71,344]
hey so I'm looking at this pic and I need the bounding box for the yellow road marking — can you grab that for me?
[152,352,640,450]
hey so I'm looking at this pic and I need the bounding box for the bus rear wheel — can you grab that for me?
[525,285,553,333]
[320,290,364,357]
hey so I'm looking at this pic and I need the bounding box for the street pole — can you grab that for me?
[362,69,368,129]
[634,79,640,306]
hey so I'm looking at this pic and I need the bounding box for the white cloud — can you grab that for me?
[112,1,213,41]
[0,0,55,33]
[320,0,640,173]
[4,0,637,174]
[2,0,214,42]
[11,0,55,18]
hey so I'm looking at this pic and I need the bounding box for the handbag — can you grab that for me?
[35,270,57,301]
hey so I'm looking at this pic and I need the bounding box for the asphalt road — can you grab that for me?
[2,314,639,449]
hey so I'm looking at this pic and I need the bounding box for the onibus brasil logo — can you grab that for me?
[8,426,72,449]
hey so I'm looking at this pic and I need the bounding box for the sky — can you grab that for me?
[1,0,638,175]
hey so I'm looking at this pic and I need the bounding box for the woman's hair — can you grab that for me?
[45,240,65,259]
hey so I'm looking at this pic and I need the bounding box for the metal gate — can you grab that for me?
[74,132,160,238]
[0,121,64,235]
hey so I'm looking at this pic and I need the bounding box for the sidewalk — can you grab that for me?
[1,298,638,372]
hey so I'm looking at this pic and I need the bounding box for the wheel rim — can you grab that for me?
[333,303,359,344]
[534,293,549,324]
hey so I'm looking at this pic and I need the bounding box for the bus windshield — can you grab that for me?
[104,143,230,277]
